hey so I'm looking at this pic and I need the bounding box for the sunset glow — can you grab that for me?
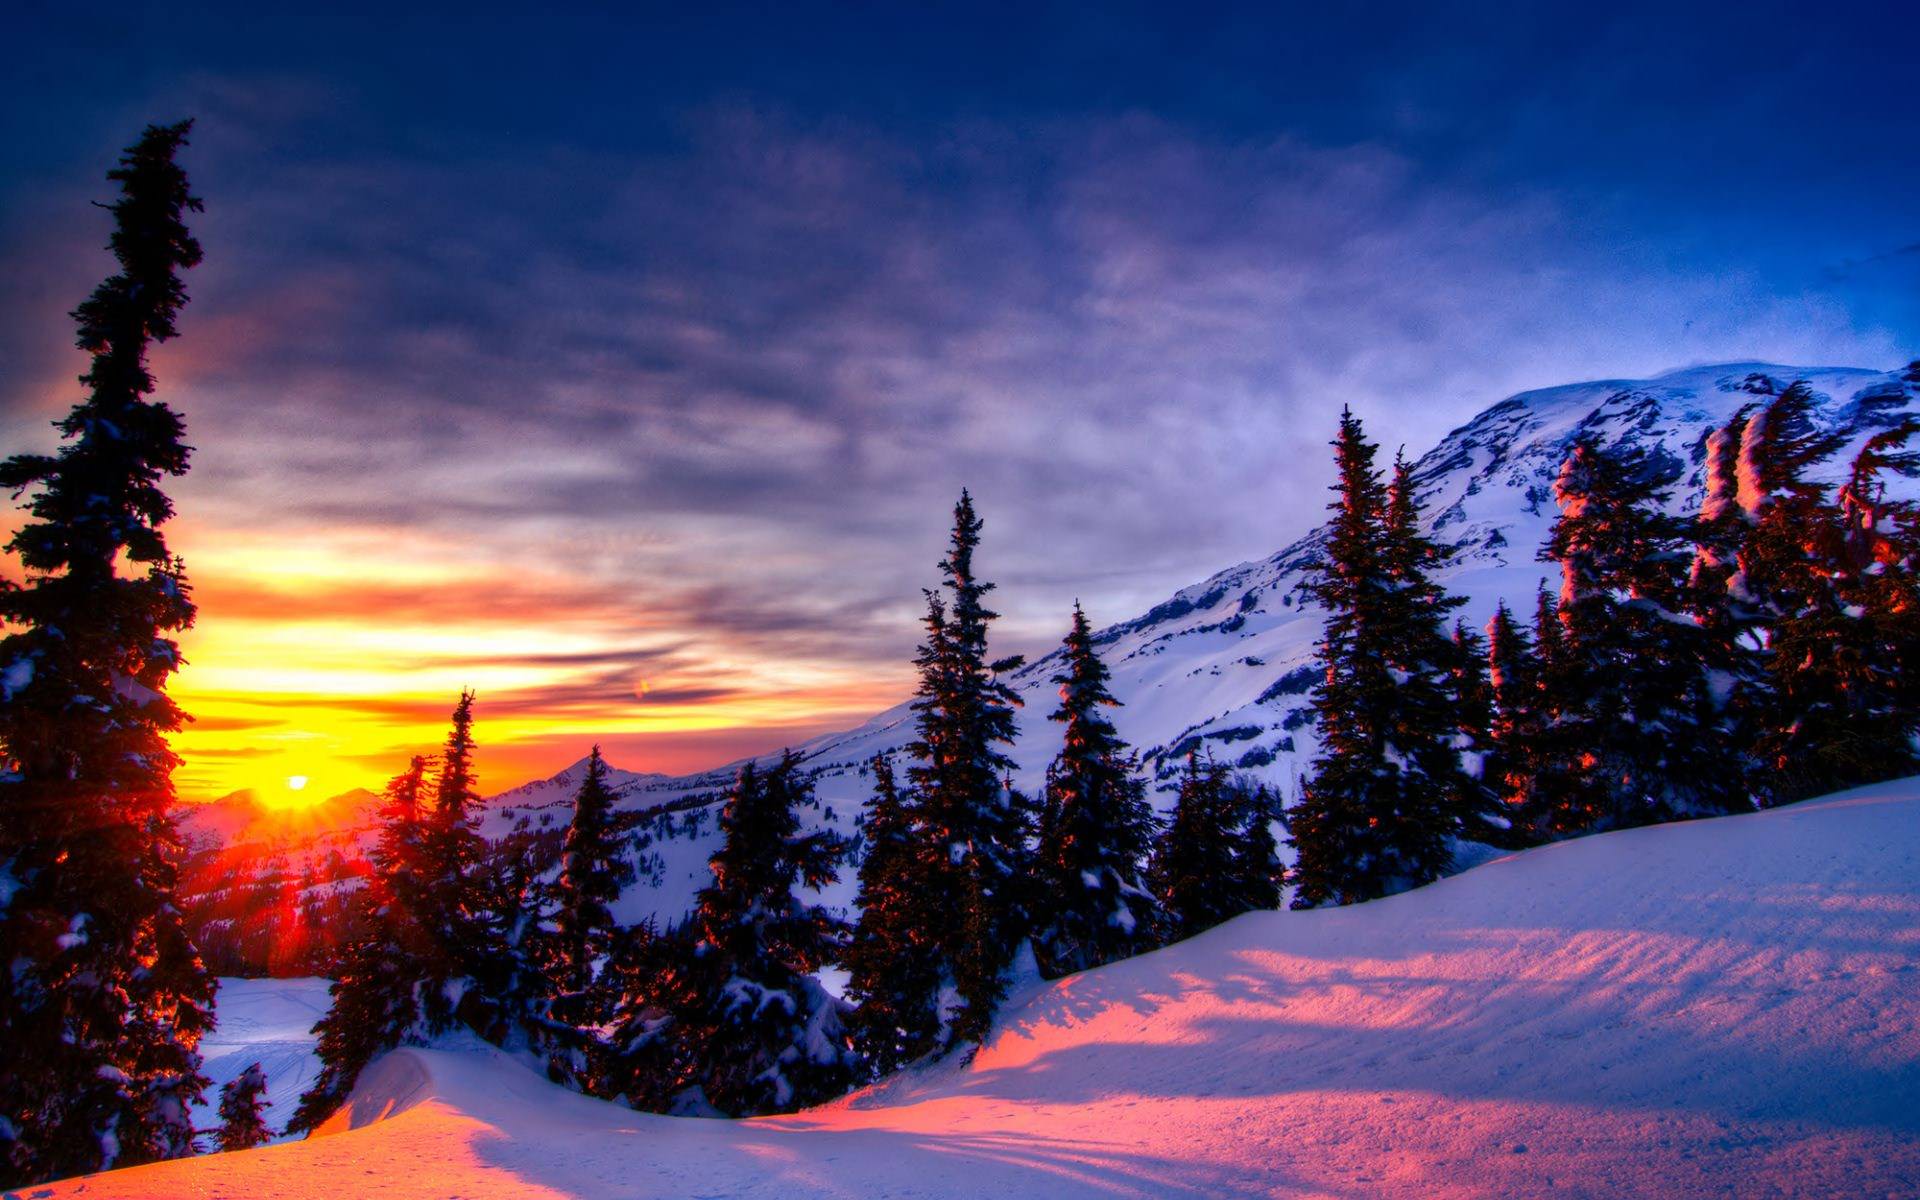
[161,519,912,802]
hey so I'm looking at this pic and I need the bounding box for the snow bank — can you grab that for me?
[62,779,1920,1198]
[191,976,332,1142]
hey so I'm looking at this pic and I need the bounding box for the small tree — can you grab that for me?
[1151,755,1246,940]
[552,747,634,1023]
[1031,603,1160,977]
[604,754,858,1115]
[215,1064,271,1152]
[844,753,941,1074]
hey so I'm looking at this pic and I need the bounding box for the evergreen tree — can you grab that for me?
[900,491,1029,1050]
[1484,602,1549,843]
[603,754,857,1115]
[0,121,216,1185]
[288,758,434,1134]
[1223,776,1284,914]
[294,695,551,1130]
[1730,385,1916,801]
[1444,620,1508,845]
[214,1064,271,1152]
[1289,413,1459,908]
[551,747,634,1024]
[843,753,941,1075]
[1542,435,1742,830]
[1150,755,1277,937]
[1031,603,1160,977]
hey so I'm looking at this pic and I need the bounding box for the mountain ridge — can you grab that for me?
[181,360,1920,962]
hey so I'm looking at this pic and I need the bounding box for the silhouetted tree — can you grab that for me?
[0,121,216,1186]
[552,747,634,1024]
[900,491,1030,1050]
[1290,413,1459,907]
[844,753,941,1074]
[1542,435,1741,830]
[1031,603,1160,977]
[603,754,857,1114]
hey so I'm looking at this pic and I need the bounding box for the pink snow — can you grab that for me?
[57,779,1920,1198]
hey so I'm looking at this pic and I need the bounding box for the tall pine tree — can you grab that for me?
[1728,385,1916,801]
[900,491,1030,1050]
[602,753,857,1114]
[0,121,216,1185]
[1030,603,1159,977]
[289,757,435,1133]
[1289,413,1460,907]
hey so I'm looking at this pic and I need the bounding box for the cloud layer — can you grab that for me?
[2,5,1914,798]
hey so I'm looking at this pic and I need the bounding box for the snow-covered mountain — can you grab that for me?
[483,360,1918,927]
[183,361,1920,958]
[74,776,1920,1198]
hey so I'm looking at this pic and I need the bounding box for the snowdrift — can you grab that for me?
[58,779,1920,1198]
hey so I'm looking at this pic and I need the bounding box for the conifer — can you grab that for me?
[603,754,857,1115]
[552,747,634,1022]
[0,121,215,1185]
[1542,435,1741,829]
[1151,755,1276,937]
[214,1064,271,1153]
[1289,414,1460,907]
[288,759,434,1134]
[1031,604,1159,977]
[294,696,551,1130]
[843,753,941,1074]
[899,491,1030,1050]
[1720,384,1916,801]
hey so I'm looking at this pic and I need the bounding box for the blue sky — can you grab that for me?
[3,1,1916,790]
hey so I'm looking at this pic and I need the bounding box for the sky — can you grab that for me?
[3,1,1916,804]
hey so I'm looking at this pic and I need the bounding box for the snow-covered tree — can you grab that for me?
[1741,397,1920,800]
[1290,413,1461,907]
[1541,435,1743,829]
[289,758,434,1134]
[843,753,942,1075]
[551,747,634,1025]
[900,491,1031,1050]
[1151,755,1276,937]
[1484,602,1546,842]
[1030,603,1160,978]
[0,121,216,1186]
[294,695,557,1130]
[603,754,858,1115]
[214,1064,271,1152]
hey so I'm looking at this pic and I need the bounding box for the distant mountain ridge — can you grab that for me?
[180,361,1920,969]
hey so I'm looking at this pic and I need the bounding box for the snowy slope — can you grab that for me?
[63,778,1920,1198]
[190,977,333,1143]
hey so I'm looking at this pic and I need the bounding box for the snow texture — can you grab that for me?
[60,777,1920,1198]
